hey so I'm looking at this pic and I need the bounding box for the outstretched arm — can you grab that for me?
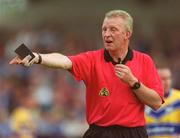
[9,52,72,70]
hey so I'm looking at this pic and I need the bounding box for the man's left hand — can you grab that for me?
[115,64,138,87]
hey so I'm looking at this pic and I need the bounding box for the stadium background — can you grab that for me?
[0,0,180,138]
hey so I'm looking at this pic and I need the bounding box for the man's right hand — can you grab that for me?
[9,53,40,67]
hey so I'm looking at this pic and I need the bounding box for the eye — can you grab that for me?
[102,27,107,32]
[111,27,117,32]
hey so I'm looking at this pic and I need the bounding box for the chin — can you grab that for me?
[105,46,115,52]
[105,44,113,49]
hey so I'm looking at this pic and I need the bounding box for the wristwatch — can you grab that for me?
[131,80,141,90]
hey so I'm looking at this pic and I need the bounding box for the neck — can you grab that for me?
[109,46,128,62]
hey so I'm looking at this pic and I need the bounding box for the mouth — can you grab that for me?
[105,40,113,44]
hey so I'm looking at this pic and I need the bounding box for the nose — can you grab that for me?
[103,29,111,37]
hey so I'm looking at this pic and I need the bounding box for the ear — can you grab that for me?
[124,31,132,40]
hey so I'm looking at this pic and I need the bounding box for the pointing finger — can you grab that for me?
[9,56,21,65]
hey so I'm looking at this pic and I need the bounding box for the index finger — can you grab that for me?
[9,56,22,65]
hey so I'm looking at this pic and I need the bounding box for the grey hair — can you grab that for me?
[105,10,133,33]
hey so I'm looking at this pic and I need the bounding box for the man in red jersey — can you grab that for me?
[10,10,164,138]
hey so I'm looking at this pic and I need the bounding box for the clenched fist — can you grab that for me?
[114,64,138,87]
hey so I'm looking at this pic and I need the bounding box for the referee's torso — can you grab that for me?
[68,48,163,127]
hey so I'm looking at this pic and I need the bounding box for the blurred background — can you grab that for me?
[0,0,180,138]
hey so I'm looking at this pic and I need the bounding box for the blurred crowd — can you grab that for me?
[0,22,180,138]
[0,25,92,138]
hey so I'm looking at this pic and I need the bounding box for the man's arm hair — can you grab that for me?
[132,83,163,110]
[40,53,72,70]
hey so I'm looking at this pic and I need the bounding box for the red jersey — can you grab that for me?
[68,48,163,127]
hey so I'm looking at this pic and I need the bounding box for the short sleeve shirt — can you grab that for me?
[68,48,164,127]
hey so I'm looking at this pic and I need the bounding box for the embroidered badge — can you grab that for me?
[99,87,109,96]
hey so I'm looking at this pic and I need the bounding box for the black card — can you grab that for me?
[15,44,35,61]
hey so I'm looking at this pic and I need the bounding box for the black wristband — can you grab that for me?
[37,53,42,64]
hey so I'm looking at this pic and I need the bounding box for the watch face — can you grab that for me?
[132,82,141,89]
[135,82,140,88]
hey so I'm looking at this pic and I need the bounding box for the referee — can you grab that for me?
[10,10,164,138]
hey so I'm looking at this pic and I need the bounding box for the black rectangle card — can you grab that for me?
[15,44,35,61]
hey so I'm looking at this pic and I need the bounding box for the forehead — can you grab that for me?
[102,17,124,27]
[158,68,171,77]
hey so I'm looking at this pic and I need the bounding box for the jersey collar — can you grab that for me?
[104,48,133,65]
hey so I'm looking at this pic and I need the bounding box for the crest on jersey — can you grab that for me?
[99,87,109,96]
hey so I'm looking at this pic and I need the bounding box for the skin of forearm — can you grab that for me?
[133,83,162,110]
[40,53,72,70]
